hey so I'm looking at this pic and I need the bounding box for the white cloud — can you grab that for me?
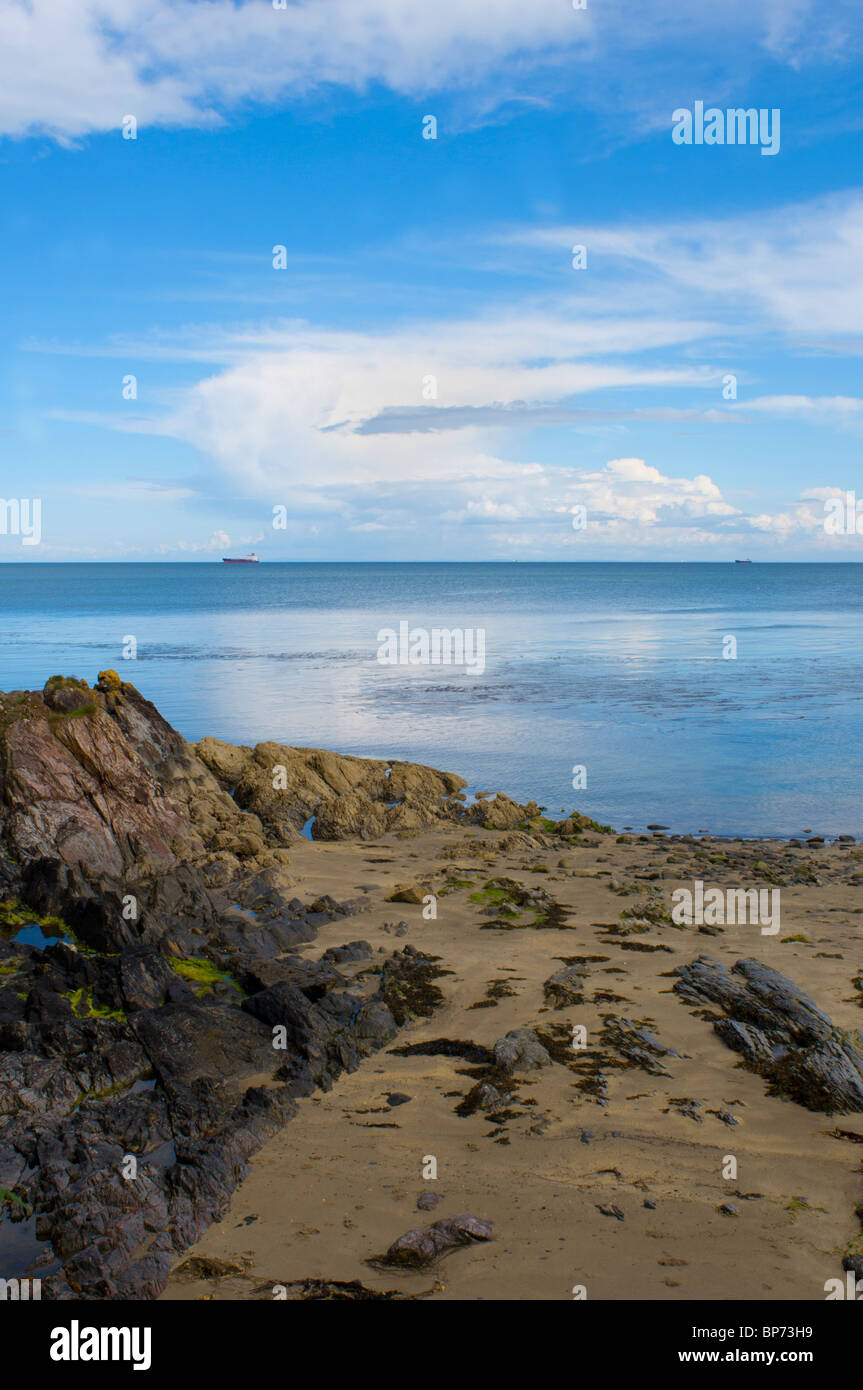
[119,310,716,497]
[52,299,863,553]
[741,394,863,431]
[512,194,863,340]
[1,0,858,141]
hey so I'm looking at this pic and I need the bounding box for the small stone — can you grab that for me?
[386,884,425,904]
[597,1204,625,1221]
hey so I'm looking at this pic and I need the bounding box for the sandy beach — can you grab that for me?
[161,822,863,1302]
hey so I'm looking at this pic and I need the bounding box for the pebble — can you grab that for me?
[597,1204,625,1221]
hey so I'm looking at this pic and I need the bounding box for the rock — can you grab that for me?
[120,948,190,1012]
[416,1191,441,1211]
[674,956,863,1112]
[455,1079,512,1116]
[0,677,466,1299]
[493,1029,552,1074]
[386,1092,412,1107]
[373,1214,493,1269]
[320,941,372,964]
[194,737,470,844]
[543,963,588,1008]
[597,1204,625,1221]
[465,794,526,831]
[386,884,426,905]
[601,1016,679,1075]
[174,1254,252,1281]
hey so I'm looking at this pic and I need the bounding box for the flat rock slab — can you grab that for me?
[674,955,863,1113]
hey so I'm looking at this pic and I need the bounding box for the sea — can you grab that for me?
[1,561,861,839]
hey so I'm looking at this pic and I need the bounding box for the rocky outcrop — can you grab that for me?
[193,737,468,842]
[0,675,451,1299]
[674,956,863,1113]
[0,673,599,1299]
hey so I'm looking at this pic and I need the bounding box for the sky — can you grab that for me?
[1,0,862,562]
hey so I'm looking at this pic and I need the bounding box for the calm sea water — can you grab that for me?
[0,562,861,838]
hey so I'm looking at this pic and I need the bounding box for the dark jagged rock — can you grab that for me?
[320,940,372,964]
[674,955,863,1113]
[0,675,453,1300]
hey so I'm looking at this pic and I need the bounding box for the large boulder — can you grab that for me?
[674,956,863,1113]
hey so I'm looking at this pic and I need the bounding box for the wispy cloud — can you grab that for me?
[2,0,860,142]
[508,193,863,341]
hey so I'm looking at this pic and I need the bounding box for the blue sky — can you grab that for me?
[1,0,862,561]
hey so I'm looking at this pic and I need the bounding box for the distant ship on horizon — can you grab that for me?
[733,559,752,564]
[222,553,259,564]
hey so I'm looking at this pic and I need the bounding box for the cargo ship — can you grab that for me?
[222,553,259,564]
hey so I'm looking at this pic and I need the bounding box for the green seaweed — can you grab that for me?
[0,898,71,939]
[169,955,245,998]
[0,1186,32,1218]
[62,986,126,1022]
